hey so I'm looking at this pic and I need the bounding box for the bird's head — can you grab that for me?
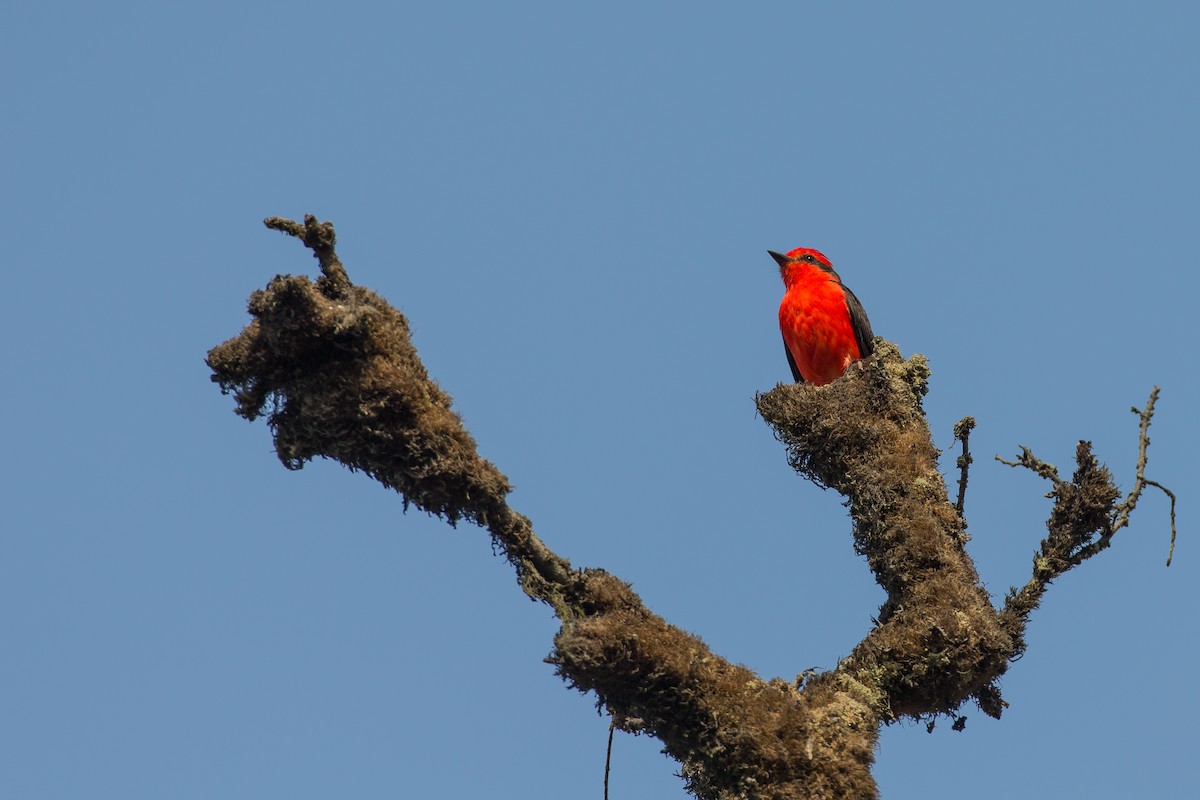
[768,247,836,286]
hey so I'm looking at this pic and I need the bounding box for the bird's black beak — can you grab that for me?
[768,250,792,268]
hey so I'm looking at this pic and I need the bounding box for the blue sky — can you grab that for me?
[3,2,1195,797]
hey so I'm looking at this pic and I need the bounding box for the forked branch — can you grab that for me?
[995,388,1177,654]
[208,216,1174,800]
[208,215,881,799]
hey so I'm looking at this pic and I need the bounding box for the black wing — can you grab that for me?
[842,284,874,360]
[783,337,804,383]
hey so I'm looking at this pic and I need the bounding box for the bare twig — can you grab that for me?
[1072,388,1177,566]
[953,416,976,518]
[604,718,615,800]
[995,447,1063,487]
[1145,479,1178,566]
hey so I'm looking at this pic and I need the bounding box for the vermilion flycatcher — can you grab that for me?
[770,247,874,385]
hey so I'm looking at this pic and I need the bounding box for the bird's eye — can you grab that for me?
[803,254,815,263]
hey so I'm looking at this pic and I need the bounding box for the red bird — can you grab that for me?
[770,247,874,385]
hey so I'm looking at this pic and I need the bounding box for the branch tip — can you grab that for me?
[1109,387,1176,566]
[995,447,1062,486]
[262,214,351,296]
[1143,479,1178,566]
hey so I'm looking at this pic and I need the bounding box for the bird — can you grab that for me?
[770,247,874,385]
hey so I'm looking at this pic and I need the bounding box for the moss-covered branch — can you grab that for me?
[756,348,1011,721]
[207,215,1173,799]
[207,215,880,798]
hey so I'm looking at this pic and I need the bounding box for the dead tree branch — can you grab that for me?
[996,388,1178,653]
[207,216,1173,799]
